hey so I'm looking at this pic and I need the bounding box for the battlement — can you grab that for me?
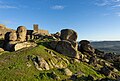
[33,24,38,32]
[33,24,49,35]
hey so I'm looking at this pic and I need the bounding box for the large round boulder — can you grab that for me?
[60,29,78,41]
[5,41,37,51]
[78,40,95,54]
[0,48,4,52]
[0,24,6,29]
[17,26,27,41]
[49,40,80,59]
[9,31,17,41]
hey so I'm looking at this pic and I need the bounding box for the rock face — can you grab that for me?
[60,29,78,41]
[3,26,38,51]
[4,32,11,41]
[17,26,27,41]
[70,41,78,50]
[4,31,17,41]
[0,48,4,52]
[14,42,37,51]
[88,56,97,66]
[33,56,50,70]
[64,68,73,76]
[100,66,111,76]
[9,31,17,41]
[50,40,80,59]
[6,41,37,51]
[78,40,95,54]
[51,32,61,40]
[30,53,69,71]
[49,29,80,59]
[5,41,18,51]
[0,24,13,39]
[0,24,6,29]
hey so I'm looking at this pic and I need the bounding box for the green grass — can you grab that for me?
[0,44,105,81]
[0,45,68,81]
[68,62,104,80]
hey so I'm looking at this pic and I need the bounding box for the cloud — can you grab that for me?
[0,1,18,9]
[51,5,65,10]
[95,0,110,6]
[95,0,120,7]
[116,12,120,16]
[0,20,17,24]
[0,5,17,9]
[103,13,110,16]
[95,0,120,16]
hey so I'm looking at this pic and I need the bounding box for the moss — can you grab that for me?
[0,43,107,81]
[68,62,104,80]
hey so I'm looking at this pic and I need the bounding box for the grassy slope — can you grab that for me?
[0,44,104,81]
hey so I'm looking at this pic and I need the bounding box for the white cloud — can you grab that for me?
[0,20,17,24]
[0,1,18,9]
[95,0,120,6]
[95,0,120,16]
[95,0,109,6]
[51,5,65,10]
[0,5,17,9]
[103,13,110,16]
[113,0,120,2]
[116,12,120,16]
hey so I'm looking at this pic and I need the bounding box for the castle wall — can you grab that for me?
[38,30,49,35]
[33,24,38,32]
[33,24,49,35]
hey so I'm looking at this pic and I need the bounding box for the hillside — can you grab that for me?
[0,44,104,81]
[0,28,120,81]
[91,41,120,54]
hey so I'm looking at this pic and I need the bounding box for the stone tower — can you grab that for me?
[33,24,38,33]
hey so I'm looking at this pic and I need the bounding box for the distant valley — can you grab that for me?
[91,41,120,55]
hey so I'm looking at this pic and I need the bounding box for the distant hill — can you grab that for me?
[91,41,120,54]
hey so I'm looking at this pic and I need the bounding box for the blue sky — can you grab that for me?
[0,0,120,41]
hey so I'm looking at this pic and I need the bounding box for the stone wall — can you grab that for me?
[33,24,38,32]
[33,24,49,35]
[38,29,49,35]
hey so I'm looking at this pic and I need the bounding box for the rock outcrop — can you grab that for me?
[3,26,37,51]
[9,31,17,41]
[64,68,73,76]
[51,32,61,40]
[5,41,37,51]
[17,26,27,41]
[50,40,79,59]
[100,66,112,76]
[60,29,78,41]
[29,53,69,71]
[49,29,80,60]
[78,40,95,54]
[33,56,50,70]
[0,24,13,39]
[0,48,4,52]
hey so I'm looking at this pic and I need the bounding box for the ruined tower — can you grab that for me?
[33,24,38,33]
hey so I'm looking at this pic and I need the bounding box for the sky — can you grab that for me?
[0,0,120,41]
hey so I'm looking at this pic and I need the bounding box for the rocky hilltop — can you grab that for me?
[0,25,120,81]
[0,24,14,39]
